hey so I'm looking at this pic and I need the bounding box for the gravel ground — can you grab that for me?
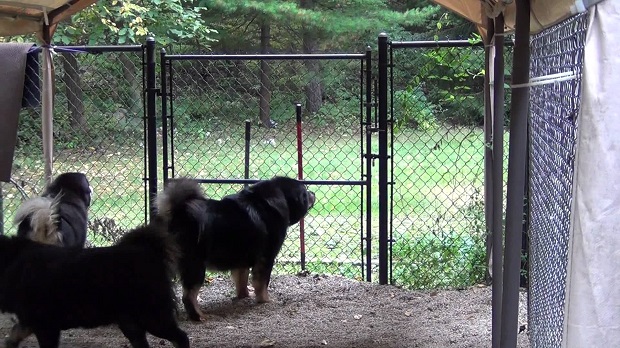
[0,274,530,348]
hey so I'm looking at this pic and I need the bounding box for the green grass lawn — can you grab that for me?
[1,125,497,289]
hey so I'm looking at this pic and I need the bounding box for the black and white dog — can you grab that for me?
[14,172,92,247]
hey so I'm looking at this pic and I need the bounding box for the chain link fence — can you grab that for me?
[528,13,588,347]
[1,39,510,290]
[161,52,370,279]
[387,40,509,289]
[0,46,147,245]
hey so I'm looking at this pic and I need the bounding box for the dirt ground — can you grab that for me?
[0,274,530,348]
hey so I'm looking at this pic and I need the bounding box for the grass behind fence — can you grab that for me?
[2,126,490,289]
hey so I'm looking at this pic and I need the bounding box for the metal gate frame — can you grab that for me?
[153,49,377,281]
[376,34,488,285]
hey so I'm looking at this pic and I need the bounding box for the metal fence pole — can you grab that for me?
[0,184,3,235]
[295,104,306,270]
[145,37,158,222]
[377,33,389,285]
[161,49,169,184]
[491,14,506,348]
[364,46,373,282]
[501,0,531,346]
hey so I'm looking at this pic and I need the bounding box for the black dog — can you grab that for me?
[0,224,189,348]
[14,172,91,247]
[156,176,315,321]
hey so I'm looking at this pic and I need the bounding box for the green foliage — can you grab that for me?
[392,230,486,288]
[55,0,217,47]
[421,45,485,126]
[392,189,487,289]
[393,86,437,131]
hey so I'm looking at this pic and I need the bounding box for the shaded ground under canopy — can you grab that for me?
[0,274,530,347]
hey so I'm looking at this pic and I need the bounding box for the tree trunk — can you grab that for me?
[119,52,142,118]
[259,21,275,128]
[300,0,322,114]
[62,53,87,132]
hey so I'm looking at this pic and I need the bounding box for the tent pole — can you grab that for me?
[491,13,505,348]
[501,0,531,346]
[41,45,53,184]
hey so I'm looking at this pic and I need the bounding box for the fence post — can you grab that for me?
[364,45,373,282]
[377,33,389,285]
[145,37,158,222]
[0,184,3,235]
[160,48,168,184]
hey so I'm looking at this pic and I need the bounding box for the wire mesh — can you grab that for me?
[528,13,588,348]
[0,46,147,245]
[388,42,491,289]
[163,55,368,279]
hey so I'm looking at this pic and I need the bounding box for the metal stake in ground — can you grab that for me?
[244,120,251,189]
[296,103,306,271]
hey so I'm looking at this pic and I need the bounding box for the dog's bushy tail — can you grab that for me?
[13,196,62,245]
[116,224,179,277]
[155,178,207,226]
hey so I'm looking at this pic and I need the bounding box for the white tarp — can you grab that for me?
[564,1,620,347]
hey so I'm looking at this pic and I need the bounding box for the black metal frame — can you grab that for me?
[157,50,376,280]
[377,35,488,285]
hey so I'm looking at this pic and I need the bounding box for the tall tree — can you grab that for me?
[203,0,439,116]
[259,19,275,127]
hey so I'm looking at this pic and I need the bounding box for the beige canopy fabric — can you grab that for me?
[431,0,587,38]
[0,0,97,39]
[0,0,97,183]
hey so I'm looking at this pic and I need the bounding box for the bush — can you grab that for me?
[393,87,437,131]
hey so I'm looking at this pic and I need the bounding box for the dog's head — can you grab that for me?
[44,172,92,207]
[270,177,315,226]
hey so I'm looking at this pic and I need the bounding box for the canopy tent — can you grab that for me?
[432,0,604,39]
[426,0,619,348]
[0,0,97,183]
[0,0,96,39]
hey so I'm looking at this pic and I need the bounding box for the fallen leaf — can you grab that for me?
[259,339,276,347]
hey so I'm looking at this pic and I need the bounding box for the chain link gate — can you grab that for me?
[158,50,377,280]
[379,35,490,289]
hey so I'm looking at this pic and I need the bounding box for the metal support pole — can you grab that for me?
[491,14,506,348]
[145,37,158,222]
[501,0,531,346]
[0,184,3,235]
[244,120,251,189]
[364,46,373,282]
[377,33,389,285]
[295,104,306,270]
[161,49,169,184]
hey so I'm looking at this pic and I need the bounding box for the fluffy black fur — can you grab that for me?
[156,176,315,321]
[0,224,189,348]
[14,172,91,247]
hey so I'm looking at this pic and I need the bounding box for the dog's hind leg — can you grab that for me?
[231,268,250,299]
[251,257,276,303]
[118,322,150,348]
[179,260,208,322]
[32,329,61,348]
[5,322,32,348]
